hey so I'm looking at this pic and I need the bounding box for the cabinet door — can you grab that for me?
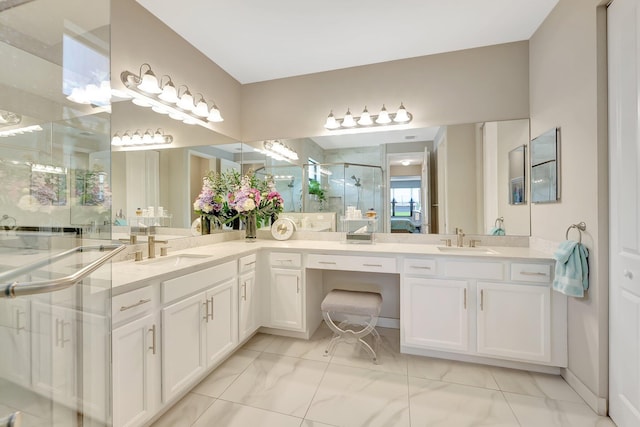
[205,278,238,367]
[477,282,550,362]
[239,271,257,341]
[161,292,206,402]
[0,298,31,386]
[113,313,159,427]
[269,268,303,330]
[402,277,469,352]
[30,302,78,407]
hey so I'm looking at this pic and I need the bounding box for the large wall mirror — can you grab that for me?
[243,118,531,236]
[110,101,245,239]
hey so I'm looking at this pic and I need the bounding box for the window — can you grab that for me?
[390,178,421,217]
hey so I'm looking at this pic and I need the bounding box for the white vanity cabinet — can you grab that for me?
[267,252,304,331]
[238,254,258,342]
[401,257,564,367]
[160,261,237,403]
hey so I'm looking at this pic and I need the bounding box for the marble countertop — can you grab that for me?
[108,239,555,294]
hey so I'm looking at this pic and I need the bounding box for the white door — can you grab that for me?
[205,279,238,367]
[403,277,469,351]
[609,1,640,424]
[476,282,550,363]
[270,268,303,330]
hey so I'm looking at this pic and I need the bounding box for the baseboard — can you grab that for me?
[562,368,608,415]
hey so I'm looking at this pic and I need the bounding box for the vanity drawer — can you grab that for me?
[403,258,437,276]
[112,285,154,325]
[444,261,504,280]
[239,253,257,272]
[162,261,236,303]
[307,254,396,273]
[510,263,552,283]
[269,252,301,267]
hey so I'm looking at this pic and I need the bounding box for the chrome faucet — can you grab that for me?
[456,228,465,247]
[147,235,168,259]
[119,235,137,245]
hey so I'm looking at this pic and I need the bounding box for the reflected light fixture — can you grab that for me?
[324,103,412,130]
[121,63,224,131]
[111,128,173,147]
[0,124,43,138]
[255,140,299,162]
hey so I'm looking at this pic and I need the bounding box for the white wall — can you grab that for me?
[529,0,609,407]
[241,42,530,142]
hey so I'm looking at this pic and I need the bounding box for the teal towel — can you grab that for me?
[553,240,589,297]
[489,227,505,236]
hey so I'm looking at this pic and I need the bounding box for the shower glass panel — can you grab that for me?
[303,163,383,232]
[1,1,113,426]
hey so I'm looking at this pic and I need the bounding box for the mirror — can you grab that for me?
[245,118,531,236]
[110,100,244,239]
[530,127,560,203]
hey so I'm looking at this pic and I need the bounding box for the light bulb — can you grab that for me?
[393,102,410,123]
[207,104,223,122]
[176,89,194,110]
[137,68,161,94]
[142,130,153,144]
[153,130,164,144]
[358,106,373,126]
[132,131,142,143]
[375,104,391,124]
[193,99,209,117]
[111,133,122,146]
[324,111,339,129]
[158,81,179,103]
[342,108,356,127]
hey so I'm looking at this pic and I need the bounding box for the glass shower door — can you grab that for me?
[0,1,113,426]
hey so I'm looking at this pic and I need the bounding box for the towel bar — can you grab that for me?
[565,222,587,243]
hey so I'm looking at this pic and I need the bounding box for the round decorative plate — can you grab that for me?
[271,218,296,240]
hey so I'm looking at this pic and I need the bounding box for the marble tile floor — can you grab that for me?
[151,324,616,427]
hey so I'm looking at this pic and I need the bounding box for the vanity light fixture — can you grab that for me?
[0,124,43,138]
[256,140,299,162]
[324,103,412,130]
[120,63,224,130]
[111,128,173,147]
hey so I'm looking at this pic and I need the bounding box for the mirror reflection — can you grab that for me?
[245,118,531,236]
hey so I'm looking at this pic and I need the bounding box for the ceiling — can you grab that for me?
[136,0,558,84]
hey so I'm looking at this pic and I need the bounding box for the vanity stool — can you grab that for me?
[321,289,383,364]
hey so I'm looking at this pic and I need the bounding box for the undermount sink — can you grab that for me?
[139,253,211,267]
[437,246,498,255]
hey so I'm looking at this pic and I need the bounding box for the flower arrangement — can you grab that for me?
[193,169,283,231]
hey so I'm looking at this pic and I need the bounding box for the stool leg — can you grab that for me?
[358,337,378,364]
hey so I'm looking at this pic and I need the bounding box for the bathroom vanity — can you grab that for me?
[110,240,565,427]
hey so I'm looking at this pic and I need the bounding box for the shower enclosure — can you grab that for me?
[256,163,384,231]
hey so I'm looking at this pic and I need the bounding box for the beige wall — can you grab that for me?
[241,42,530,142]
[529,0,608,404]
[111,0,242,142]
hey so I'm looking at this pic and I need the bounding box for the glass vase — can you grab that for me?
[245,213,257,240]
[201,215,210,235]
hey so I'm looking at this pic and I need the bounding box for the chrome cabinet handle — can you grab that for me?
[520,271,547,276]
[54,319,70,347]
[318,261,336,265]
[463,288,467,309]
[242,282,247,301]
[296,276,300,294]
[411,266,432,270]
[119,298,151,311]
[363,263,382,267]
[209,297,214,320]
[149,324,157,355]
[15,309,25,335]
[480,290,484,311]
[245,261,256,266]
[203,300,210,322]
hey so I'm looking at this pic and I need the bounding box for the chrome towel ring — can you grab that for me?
[566,222,587,243]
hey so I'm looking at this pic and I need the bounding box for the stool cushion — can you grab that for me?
[321,289,382,316]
